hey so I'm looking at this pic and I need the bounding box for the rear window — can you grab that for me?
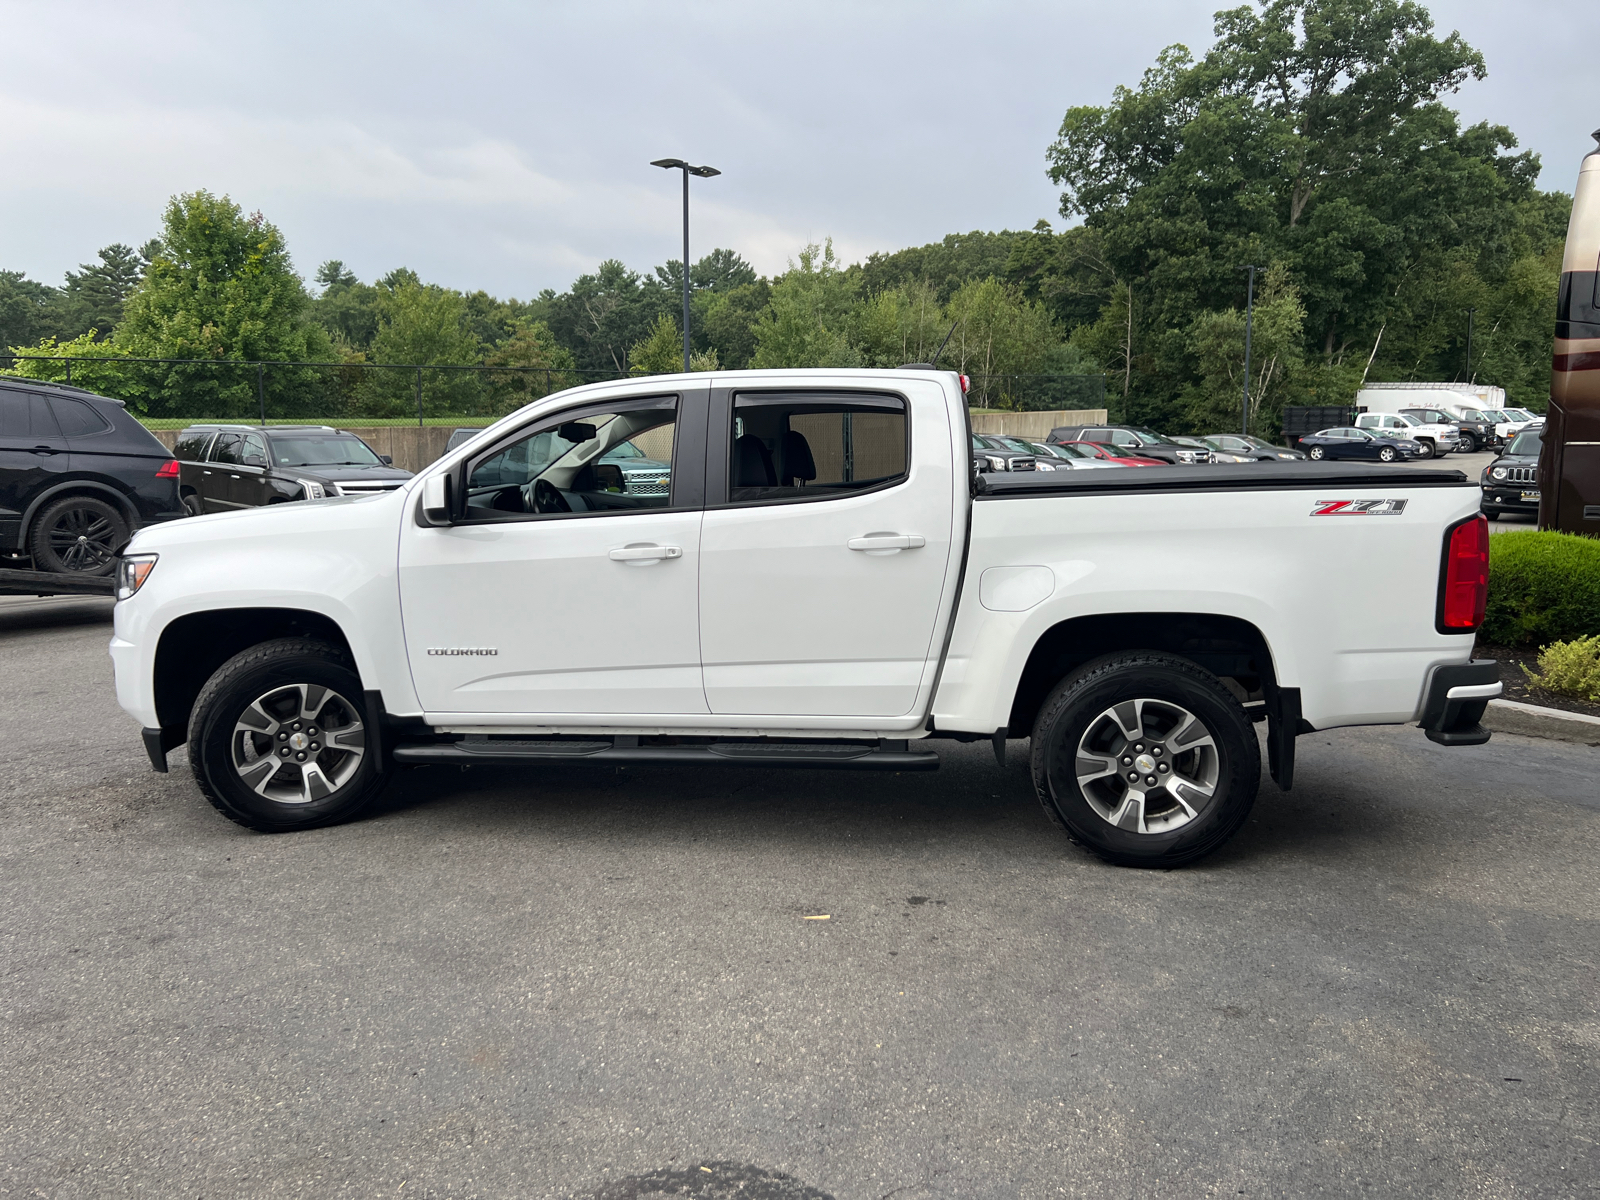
[0,393,62,439]
[727,392,907,503]
[174,432,214,460]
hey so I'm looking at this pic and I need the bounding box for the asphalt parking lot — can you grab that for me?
[3,595,1596,1199]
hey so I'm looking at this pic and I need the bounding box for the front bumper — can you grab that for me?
[1418,659,1500,746]
[1481,485,1539,511]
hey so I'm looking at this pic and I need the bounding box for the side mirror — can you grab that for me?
[421,472,454,525]
[243,454,267,467]
[380,454,393,465]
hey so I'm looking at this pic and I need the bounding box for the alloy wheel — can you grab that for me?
[46,507,118,571]
[232,683,366,805]
[1072,698,1220,835]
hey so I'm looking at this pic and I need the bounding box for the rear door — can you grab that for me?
[697,385,956,718]
[230,433,271,507]
[202,434,242,510]
[0,392,70,549]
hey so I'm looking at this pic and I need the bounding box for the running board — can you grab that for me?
[391,736,940,771]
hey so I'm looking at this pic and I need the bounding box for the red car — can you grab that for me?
[1060,441,1167,467]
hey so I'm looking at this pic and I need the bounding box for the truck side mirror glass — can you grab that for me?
[380,455,393,465]
[421,472,453,525]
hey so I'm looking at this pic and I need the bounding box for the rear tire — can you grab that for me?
[182,493,204,517]
[1307,446,1325,460]
[1030,653,1260,868]
[188,638,389,832]
[29,495,129,575]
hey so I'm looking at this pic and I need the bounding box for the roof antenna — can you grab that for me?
[930,320,959,366]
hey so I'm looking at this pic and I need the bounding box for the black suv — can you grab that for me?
[0,378,184,576]
[172,425,412,514]
[1480,425,1543,520]
[1046,423,1208,464]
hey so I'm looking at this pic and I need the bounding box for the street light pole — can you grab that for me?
[1241,265,1258,436]
[651,158,721,372]
[1464,307,1476,383]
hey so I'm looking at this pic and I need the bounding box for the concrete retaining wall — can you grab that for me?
[149,408,1110,474]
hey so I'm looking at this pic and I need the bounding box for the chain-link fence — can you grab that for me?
[0,353,1108,427]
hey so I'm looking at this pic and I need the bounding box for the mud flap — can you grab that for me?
[1264,687,1301,792]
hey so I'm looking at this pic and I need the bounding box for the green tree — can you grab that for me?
[484,319,577,413]
[58,244,143,339]
[356,281,483,417]
[943,278,1062,408]
[114,191,334,417]
[2,331,131,397]
[0,271,61,350]
[751,240,862,369]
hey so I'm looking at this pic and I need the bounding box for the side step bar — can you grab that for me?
[391,736,940,772]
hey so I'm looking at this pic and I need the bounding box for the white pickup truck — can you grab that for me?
[110,369,1500,867]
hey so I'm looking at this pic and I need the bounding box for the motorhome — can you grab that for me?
[1542,133,1600,533]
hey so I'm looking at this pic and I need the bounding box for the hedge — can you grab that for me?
[1482,530,1600,647]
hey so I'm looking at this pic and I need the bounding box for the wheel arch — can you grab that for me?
[153,607,357,748]
[20,479,139,539]
[1007,611,1281,738]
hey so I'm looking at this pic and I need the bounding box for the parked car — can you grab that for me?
[1168,436,1224,463]
[971,434,1036,472]
[445,427,483,452]
[1490,408,1541,444]
[1057,440,1166,467]
[1025,440,1123,470]
[1480,427,1543,520]
[1046,423,1209,464]
[1298,427,1425,463]
[113,367,1497,869]
[1397,404,1495,453]
[1201,434,1307,462]
[1355,411,1457,458]
[171,425,412,514]
[0,378,183,576]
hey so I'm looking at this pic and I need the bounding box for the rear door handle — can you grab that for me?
[609,544,683,562]
[847,534,925,552]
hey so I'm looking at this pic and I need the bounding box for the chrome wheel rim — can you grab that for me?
[232,683,365,806]
[1072,698,1220,834]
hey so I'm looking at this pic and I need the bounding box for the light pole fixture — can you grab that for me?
[651,158,721,372]
[1240,265,1258,436]
[1464,307,1477,383]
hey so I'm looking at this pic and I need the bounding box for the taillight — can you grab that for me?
[959,374,970,394]
[1438,515,1489,632]
[155,459,180,478]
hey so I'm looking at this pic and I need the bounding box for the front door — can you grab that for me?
[230,432,271,507]
[399,391,708,717]
[202,433,243,510]
[697,386,955,718]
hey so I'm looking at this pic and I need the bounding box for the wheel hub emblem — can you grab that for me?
[1134,753,1156,774]
[288,732,311,751]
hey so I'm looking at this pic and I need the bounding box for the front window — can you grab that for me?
[271,435,382,467]
[727,392,907,503]
[1507,430,1543,456]
[465,398,678,519]
[210,434,243,464]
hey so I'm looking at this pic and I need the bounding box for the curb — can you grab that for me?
[1483,698,1600,746]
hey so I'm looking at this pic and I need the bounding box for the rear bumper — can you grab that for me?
[1418,659,1500,746]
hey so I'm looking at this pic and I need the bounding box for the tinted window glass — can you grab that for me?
[270,435,381,467]
[211,434,243,464]
[1507,430,1542,456]
[50,396,112,436]
[173,432,213,460]
[465,400,677,519]
[727,392,907,503]
[241,434,267,464]
[28,395,62,438]
[0,393,25,438]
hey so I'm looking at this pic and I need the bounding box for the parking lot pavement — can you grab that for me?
[3,599,1596,1200]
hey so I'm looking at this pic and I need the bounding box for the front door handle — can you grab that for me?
[30,445,59,456]
[847,534,925,552]
[609,544,683,562]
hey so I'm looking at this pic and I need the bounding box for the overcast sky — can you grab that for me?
[2,0,1596,299]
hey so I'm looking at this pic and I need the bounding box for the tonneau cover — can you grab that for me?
[975,460,1470,498]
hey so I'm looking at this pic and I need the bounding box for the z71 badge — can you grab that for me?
[1311,499,1408,516]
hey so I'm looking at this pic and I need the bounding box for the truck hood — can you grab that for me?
[124,486,411,554]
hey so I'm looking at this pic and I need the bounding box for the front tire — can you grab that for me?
[1030,653,1261,868]
[188,638,389,832]
[1378,447,1398,462]
[29,495,128,575]
[1414,440,1435,459]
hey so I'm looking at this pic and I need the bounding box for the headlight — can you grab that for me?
[1277,452,1296,459]
[986,455,1007,471]
[1491,467,1507,480]
[301,480,326,499]
[1035,461,1056,471]
[115,554,158,601]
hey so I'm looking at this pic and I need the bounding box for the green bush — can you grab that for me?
[1482,530,1600,647]
[1521,635,1600,701]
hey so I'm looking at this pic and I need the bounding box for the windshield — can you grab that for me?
[1128,427,1175,446]
[1503,409,1538,422]
[1507,430,1543,456]
[270,435,382,467]
[601,440,646,460]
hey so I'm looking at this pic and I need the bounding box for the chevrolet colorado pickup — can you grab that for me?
[110,369,1499,866]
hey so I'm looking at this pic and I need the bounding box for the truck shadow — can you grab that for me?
[0,596,114,637]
